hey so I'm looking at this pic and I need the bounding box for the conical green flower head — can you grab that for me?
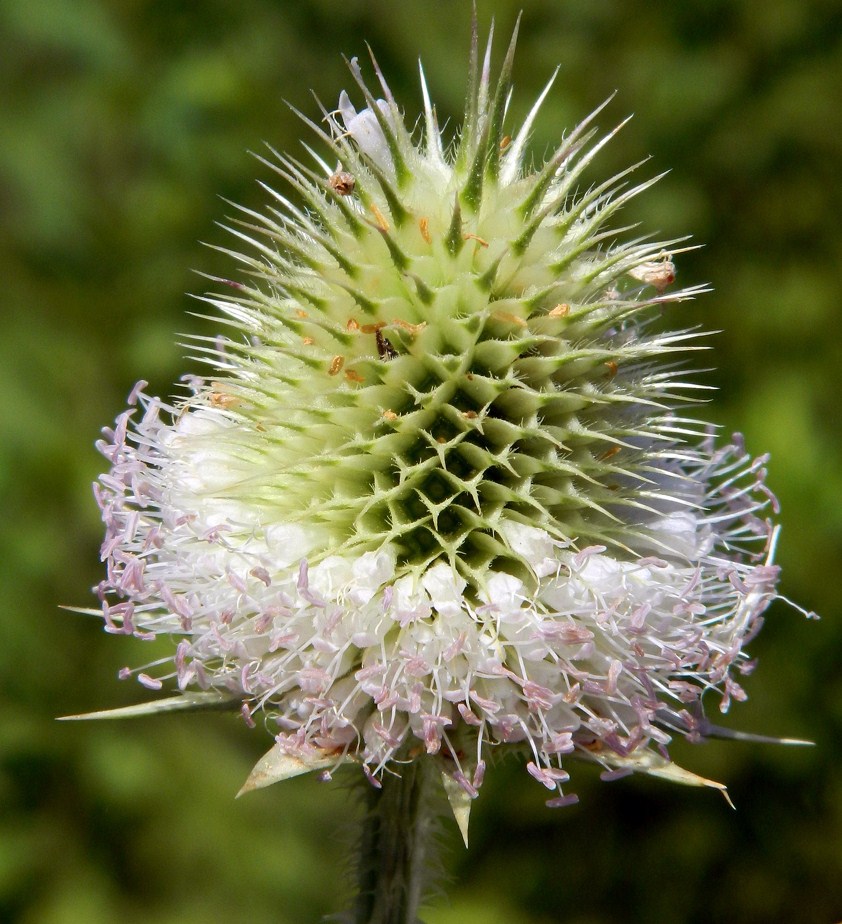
[201,31,695,592]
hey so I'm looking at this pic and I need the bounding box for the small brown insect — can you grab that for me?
[579,737,605,752]
[208,383,239,409]
[604,360,618,377]
[628,255,676,293]
[329,171,355,195]
[208,391,239,409]
[375,328,398,360]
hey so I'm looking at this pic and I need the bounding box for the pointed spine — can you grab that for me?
[483,13,521,183]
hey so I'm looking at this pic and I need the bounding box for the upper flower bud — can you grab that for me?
[338,87,393,171]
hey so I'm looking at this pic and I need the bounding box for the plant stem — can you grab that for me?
[351,759,438,924]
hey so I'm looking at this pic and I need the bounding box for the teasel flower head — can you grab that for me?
[77,21,803,836]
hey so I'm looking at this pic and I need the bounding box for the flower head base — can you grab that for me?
[87,24,795,819]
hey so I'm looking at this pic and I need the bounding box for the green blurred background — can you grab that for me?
[1,0,840,921]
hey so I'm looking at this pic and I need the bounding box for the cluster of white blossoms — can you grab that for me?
[88,25,789,821]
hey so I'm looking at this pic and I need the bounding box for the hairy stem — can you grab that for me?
[351,759,438,924]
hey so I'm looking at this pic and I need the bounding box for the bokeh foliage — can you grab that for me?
[1,0,840,921]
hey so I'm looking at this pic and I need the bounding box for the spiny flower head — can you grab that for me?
[85,22,793,825]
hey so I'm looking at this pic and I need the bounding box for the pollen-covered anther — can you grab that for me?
[344,369,364,383]
[391,319,427,335]
[492,310,528,328]
[382,409,398,421]
[462,232,489,247]
[302,337,315,345]
[605,360,619,377]
[346,318,360,332]
[419,217,431,244]
[250,567,272,586]
[370,203,390,232]
[328,355,345,375]
[549,303,570,317]
[598,445,622,461]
